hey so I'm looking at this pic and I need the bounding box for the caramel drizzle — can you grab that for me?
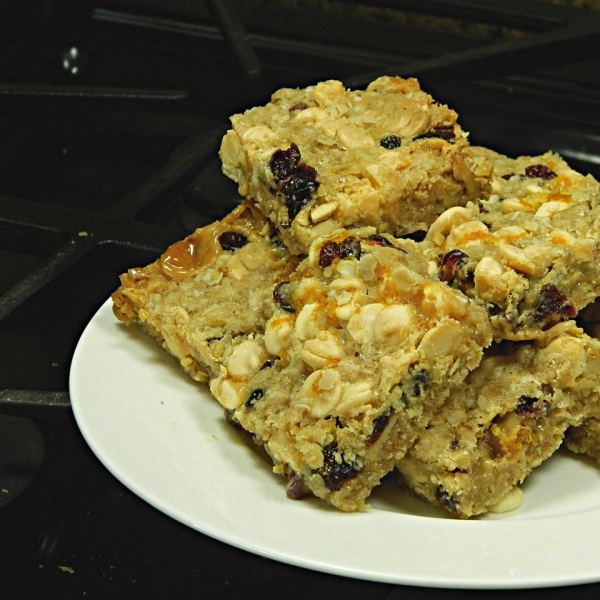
[158,200,269,280]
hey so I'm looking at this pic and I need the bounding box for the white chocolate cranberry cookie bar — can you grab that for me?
[396,322,600,519]
[422,148,600,341]
[220,76,490,255]
[112,199,298,384]
[211,231,492,511]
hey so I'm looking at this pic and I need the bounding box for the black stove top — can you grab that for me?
[3,1,600,598]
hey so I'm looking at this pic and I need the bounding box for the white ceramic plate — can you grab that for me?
[70,300,600,589]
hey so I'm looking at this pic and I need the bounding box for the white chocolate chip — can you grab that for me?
[219,130,241,168]
[241,125,275,143]
[390,265,422,293]
[226,254,250,280]
[473,256,506,302]
[535,201,569,219]
[336,382,373,414]
[311,80,345,106]
[426,207,471,246]
[265,315,294,356]
[336,123,376,150]
[199,268,223,286]
[238,242,267,271]
[446,220,489,249]
[335,302,358,321]
[161,328,192,360]
[209,377,247,410]
[357,253,378,283]
[420,283,468,320]
[224,340,264,378]
[488,487,523,514]
[394,110,432,138]
[493,226,528,244]
[498,243,538,276]
[500,199,528,214]
[294,106,329,124]
[418,321,463,363]
[300,332,343,370]
[347,303,385,344]
[372,304,414,346]
[295,303,320,341]
[549,229,576,246]
[299,369,343,418]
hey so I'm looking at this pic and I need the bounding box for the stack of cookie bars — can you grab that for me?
[112,76,600,518]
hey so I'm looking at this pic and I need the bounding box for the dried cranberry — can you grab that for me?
[273,282,295,313]
[367,409,394,446]
[524,164,557,180]
[218,231,248,251]
[380,135,401,149]
[269,144,320,222]
[281,167,319,220]
[339,236,362,259]
[289,102,308,111]
[270,143,301,184]
[435,486,459,514]
[400,230,426,242]
[319,241,340,267]
[488,304,502,316]
[501,172,516,180]
[286,472,312,499]
[244,388,264,409]
[261,359,276,369]
[440,249,469,283]
[366,234,394,247]
[320,444,360,491]
[515,396,546,418]
[414,125,456,142]
[318,237,362,267]
[412,369,430,396]
[532,284,577,323]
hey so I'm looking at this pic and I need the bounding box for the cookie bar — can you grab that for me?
[112,199,298,383]
[220,76,490,254]
[209,230,493,511]
[422,148,600,341]
[396,322,600,518]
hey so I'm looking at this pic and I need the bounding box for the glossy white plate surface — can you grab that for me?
[70,300,600,589]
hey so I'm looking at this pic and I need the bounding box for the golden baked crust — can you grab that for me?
[220,77,490,254]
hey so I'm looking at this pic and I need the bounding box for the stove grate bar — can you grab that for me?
[91,8,411,69]
[0,389,70,409]
[341,0,569,31]
[0,239,93,322]
[205,0,261,80]
[0,390,71,418]
[345,16,600,89]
